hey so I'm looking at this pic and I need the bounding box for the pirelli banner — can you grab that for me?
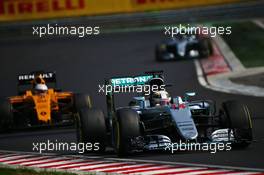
[0,0,244,22]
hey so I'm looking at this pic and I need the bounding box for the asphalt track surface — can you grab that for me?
[0,1,264,170]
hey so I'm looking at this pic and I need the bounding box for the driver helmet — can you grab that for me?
[34,83,48,94]
[151,90,171,106]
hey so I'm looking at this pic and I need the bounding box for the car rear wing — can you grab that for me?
[110,75,153,88]
[106,70,164,90]
[17,71,57,94]
[18,71,56,85]
[105,71,164,119]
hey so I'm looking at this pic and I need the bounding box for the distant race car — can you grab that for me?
[77,71,253,156]
[155,30,213,61]
[0,71,91,131]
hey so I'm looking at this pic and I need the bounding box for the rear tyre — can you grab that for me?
[0,98,13,131]
[74,94,92,111]
[77,108,106,153]
[114,108,141,157]
[185,42,199,58]
[199,38,213,58]
[222,100,253,148]
[155,46,162,62]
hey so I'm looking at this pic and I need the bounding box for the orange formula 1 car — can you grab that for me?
[0,71,91,130]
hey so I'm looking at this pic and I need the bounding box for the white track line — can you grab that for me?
[77,162,129,170]
[58,161,111,169]
[36,159,87,168]
[176,169,233,175]
[253,20,264,30]
[55,161,104,169]
[224,172,263,175]
[116,165,172,174]
[4,156,52,164]
[96,164,153,172]
[134,167,205,175]
[0,153,19,158]
[0,154,34,161]
[20,157,69,166]
[106,157,264,172]
[194,59,209,87]
[0,151,263,174]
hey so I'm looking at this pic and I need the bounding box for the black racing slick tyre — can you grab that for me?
[155,46,162,62]
[155,44,168,62]
[74,94,92,111]
[77,108,107,153]
[199,38,213,58]
[0,98,13,131]
[222,100,253,148]
[114,108,141,157]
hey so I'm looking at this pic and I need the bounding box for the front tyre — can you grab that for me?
[0,98,13,131]
[155,45,163,62]
[199,38,213,58]
[114,108,141,157]
[74,94,92,111]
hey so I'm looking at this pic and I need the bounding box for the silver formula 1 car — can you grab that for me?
[155,30,213,61]
[77,71,252,156]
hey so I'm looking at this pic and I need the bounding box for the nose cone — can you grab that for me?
[170,108,198,140]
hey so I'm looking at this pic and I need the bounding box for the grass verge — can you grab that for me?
[0,167,77,175]
[215,21,264,67]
